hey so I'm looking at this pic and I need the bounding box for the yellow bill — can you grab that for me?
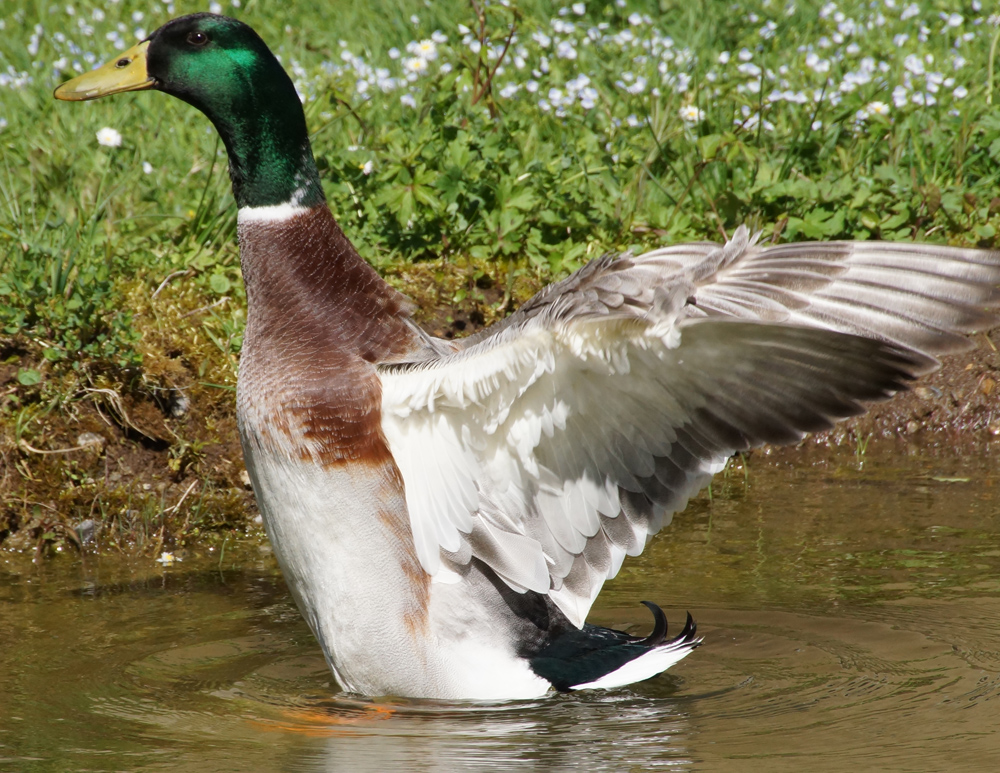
[54,40,153,101]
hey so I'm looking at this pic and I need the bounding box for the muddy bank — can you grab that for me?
[2,261,998,557]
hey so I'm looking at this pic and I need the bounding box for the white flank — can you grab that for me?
[571,640,701,691]
[243,436,552,699]
[237,202,310,224]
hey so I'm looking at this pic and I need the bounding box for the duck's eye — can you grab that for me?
[115,57,130,69]
[187,31,209,47]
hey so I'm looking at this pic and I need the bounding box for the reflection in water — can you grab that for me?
[90,633,696,771]
[1,442,999,771]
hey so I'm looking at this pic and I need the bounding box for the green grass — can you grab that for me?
[3,0,1000,368]
[2,0,1000,548]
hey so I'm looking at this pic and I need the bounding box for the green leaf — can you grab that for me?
[17,369,42,386]
[697,133,722,160]
[850,186,872,209]
[989,138,1000,164]
[209,274,231,294]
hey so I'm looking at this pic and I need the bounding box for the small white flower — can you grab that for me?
[412,39,438,61]
[903,54,924,75]
[532,31,551,47]
[361,160,374,175]
[941,12,962,27]
[156,551,180,565]
[578,87,598,109]
[572,2,586,14]
[388,47,400,59]
[953,85,968,99]
[892,85,909,107]
[718,51,730,64]
[679,104,705,123]
[525,79,539,93]
[142,161,153,174]
[805,52,830,73]
[925,71,945,92]
[96,127,122,147]
[403,57,428,74]
[867,100,889,116]
[811,119,822,131]
[400,93,416,108]
[556,40,577,59]
[901,4,919,21]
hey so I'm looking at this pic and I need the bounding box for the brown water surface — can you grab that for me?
[2,441,999,772]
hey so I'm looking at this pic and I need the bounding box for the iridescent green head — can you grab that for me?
[56,14,324,209]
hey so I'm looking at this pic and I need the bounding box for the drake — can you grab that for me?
[56,14,1000,700]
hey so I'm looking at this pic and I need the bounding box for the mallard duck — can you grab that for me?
[56,14,1000,700]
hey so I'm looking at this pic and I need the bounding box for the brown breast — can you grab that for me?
[235,205,423,466]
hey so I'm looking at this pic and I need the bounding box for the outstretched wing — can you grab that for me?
[638,227,1000,352]
[379,229,1000,626]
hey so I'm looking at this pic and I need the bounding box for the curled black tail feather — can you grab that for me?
[639,600,668,646]
[528,603,701,692]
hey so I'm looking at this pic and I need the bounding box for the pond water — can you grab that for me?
[2,441,999,772]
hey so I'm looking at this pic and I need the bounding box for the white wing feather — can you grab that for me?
[380,228,1000,627]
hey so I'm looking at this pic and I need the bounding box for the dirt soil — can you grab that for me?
[2,262,998,558]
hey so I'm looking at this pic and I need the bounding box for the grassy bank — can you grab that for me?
[2,0,1000,557]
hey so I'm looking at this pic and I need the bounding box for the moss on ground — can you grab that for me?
[0,256,548,558]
